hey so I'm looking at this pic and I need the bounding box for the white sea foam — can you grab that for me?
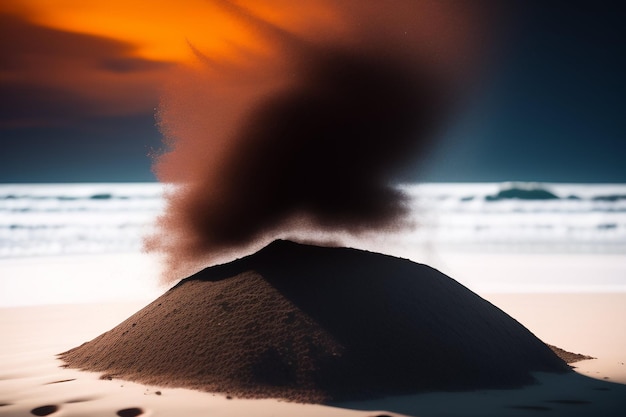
[0,183,164,258]
[1,182,625,258]
[399,182,626,253]
[1,182,625,304]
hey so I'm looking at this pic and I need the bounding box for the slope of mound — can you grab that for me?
[60,240,569,402]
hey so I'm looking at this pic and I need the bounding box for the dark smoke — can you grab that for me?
[146,1,495,281]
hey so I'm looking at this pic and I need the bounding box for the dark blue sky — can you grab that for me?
[1,1,624,183]
[416,1,625,183]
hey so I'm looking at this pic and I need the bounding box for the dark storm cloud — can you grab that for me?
[100,57,172,74]
[0,13,173,128]
[0,13,172,182]
[146,1,495,279]
[0,13,130,63]
[0,77,122,129]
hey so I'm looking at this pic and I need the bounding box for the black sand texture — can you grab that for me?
[60,240,570,403]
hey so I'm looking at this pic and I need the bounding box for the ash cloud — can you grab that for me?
[146,1,495,280]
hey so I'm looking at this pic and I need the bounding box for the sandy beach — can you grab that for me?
[1,246,625,417]
[2,294,625,416]
[3,0,624,413]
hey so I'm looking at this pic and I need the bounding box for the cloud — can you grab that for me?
[0,13,173,128]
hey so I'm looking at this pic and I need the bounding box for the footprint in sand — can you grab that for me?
[44,378,76,385]
[117,407,144,417]
[65,397,96,403]
[30,405,59,416]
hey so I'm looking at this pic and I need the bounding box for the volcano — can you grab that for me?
[60,240,569,403]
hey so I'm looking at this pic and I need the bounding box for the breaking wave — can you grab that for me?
[1,182,625,258]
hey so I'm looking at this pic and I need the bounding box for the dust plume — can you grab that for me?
[145,0,496,281]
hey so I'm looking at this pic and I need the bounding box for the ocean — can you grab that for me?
[401,182,626,254]
[1,182,625,259]
[1,182,625,306]
[0,183,163,258]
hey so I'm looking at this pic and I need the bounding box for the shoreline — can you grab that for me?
[1,250,626,308]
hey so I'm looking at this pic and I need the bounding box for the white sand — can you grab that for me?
[483,293,626,385]
[0,253,163,307]
[1,251,625,416]
[2,294,625,416]
[0,302,392,417]
[2,250,625,307]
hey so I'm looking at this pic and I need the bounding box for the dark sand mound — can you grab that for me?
[60,240,569,402]
[547,344,595,364]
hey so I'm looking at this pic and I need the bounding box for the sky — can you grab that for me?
[1,0,624,184]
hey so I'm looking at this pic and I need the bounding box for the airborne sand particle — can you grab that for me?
[145,1,498,281]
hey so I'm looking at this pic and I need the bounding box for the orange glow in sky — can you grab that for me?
[3,0,342,64]
[1,0,345,121]
[1,0,491,125]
